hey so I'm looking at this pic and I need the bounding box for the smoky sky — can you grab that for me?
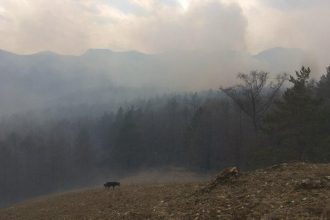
[0,0,329,66]
[262,0,328,10]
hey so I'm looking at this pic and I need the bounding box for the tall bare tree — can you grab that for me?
[221,71,287,133]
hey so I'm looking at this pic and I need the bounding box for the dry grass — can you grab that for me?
[0,184,200,220]
[1,162,330,219]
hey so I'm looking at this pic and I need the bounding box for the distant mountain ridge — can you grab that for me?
[0,47,310,116]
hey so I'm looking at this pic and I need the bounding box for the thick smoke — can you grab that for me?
[0,0,247,54]
[127,0,247,52]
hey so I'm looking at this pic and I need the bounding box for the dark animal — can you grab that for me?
[104,181,120,190]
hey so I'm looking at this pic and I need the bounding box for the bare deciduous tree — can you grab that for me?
[221,71,287,133]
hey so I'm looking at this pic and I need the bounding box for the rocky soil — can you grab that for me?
[1,162,330,219]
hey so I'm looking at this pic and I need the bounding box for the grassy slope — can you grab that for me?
[1,163,330,219]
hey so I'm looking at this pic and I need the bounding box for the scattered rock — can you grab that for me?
[269,163,288,170]
[296,178,330,190]
[199,167,239,193]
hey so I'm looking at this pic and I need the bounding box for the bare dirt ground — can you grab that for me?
[1,162,330,219]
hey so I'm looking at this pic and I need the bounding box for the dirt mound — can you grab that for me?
[183,162,330,219]
[199,167,239,193]
[1,162,330,219]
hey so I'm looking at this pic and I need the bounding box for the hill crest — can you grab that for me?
[1,162,330,219]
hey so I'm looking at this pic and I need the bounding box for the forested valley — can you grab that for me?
[1,66,330,207]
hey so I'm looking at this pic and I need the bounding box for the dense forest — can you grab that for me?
[1,66,330,207]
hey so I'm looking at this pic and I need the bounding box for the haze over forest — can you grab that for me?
[0,47,310,116]
[0,0,330,210]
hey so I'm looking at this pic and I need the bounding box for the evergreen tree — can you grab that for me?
[264,67,323,161]
[75,128,93,176]
[186,107,212,170]
[317,66,330,102]
[113,107,142,170]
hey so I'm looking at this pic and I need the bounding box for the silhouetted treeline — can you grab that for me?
[263,67,330,163]
[97,92,254,171]
[1,66,330,207]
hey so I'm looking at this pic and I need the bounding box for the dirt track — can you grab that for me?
[1,162,330,219]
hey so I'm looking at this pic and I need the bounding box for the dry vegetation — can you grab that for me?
[1,163,330,219]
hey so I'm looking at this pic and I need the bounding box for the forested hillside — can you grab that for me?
[1,66,330,207]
